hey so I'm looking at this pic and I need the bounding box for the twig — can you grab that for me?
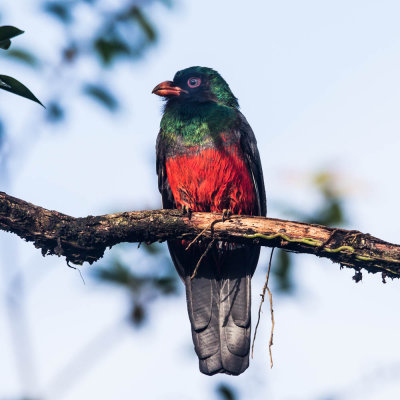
[185,222,213,251]
[67,260,86,285]
[185,217,225,251]
[251,247,275,367]
[190,239,215,280]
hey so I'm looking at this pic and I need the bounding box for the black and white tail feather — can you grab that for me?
[169,241,259,375]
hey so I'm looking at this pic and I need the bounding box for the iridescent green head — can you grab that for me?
[152,66,239,109]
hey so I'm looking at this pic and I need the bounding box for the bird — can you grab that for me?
[152,66,266,376]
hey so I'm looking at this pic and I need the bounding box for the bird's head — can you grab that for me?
[152,66,239,109]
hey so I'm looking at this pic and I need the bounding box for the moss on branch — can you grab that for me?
[0,191,399,280]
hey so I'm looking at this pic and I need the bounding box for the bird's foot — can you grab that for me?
[181,205,192,220]
[222,209,232,222]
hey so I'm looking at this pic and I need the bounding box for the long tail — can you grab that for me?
[170,241,259,376]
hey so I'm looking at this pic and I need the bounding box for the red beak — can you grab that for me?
[152,81,187,97]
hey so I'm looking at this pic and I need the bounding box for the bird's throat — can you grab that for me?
[160,102,237,145]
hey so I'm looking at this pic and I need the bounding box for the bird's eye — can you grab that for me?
[187,77,201,88]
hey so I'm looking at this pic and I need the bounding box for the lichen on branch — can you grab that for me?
[0,191,399,280]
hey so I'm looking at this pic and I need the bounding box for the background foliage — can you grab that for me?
[1,1,399,400]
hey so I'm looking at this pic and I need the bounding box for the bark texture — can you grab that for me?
[0,191,399,280]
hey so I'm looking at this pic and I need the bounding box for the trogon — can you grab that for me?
[153,66,266,375]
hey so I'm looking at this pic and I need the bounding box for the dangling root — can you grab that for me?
[251,247,275,369]
[190,239,216,279]
[67,260,86,285]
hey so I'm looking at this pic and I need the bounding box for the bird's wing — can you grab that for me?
[156,131,175,209]
[236,111,267,217]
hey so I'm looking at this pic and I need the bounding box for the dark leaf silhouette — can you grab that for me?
[0,75,43,106]
[0,25,24,50]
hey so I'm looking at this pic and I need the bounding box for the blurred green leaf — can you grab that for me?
[129,7,157,42]
[273,169,348,295]
[0,25,24,50]
[96,260,132,286]
[94,37,130,65]
[153,275,178,295]
[95,257,179,328]
[95,259,178,295]
[0,75,43,106]
[46,101,64,123]
[307,199,344,226]
[160,0,174,9]
[314,171,334,190]
[83,84,119,111]
[44,1,72,23]
[273,249,294,293]
[306,172,346,226]
[5,48,40,67]
[216,384,237,400]
[63,45,78,63]
[142,242,162,255]
[131,303,145,326]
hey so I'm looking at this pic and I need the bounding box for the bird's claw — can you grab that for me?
[222,209,231,222]
[182,205,192,219]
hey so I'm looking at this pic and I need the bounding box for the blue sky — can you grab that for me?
[1,0,400,399]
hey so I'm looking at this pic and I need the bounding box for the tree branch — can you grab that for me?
[1,191,399,280]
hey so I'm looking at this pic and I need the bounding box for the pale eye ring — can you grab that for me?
[187,77,201,88]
